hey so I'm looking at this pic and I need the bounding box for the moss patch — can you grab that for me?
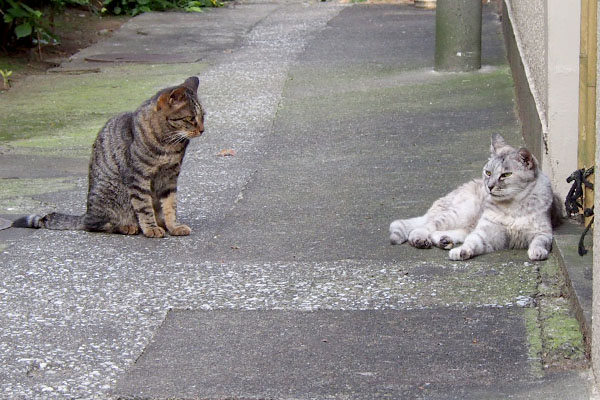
[0,63,209,155]
[543,303,585,360]
[0,56,31,75]
[536,256,587,369]
[524,307,543,377]
[0,177,77,199]
[285,65,515,118]
[0,177,78,213]
[413,261,538,308]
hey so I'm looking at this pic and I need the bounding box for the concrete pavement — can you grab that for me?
[0,1,593,398]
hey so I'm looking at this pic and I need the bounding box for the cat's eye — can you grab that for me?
[500,172,512,179]
[484,170,491,176]
[172,116,194,123]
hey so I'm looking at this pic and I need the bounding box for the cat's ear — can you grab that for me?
[491,133,508,154]
[157,87,187,110]
[182,76,199,93]
[517,148,537,170]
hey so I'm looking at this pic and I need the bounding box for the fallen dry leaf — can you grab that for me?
[217,149,236,157]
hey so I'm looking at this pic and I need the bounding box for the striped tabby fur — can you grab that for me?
[389,134,562,261]
[12,76,204,238]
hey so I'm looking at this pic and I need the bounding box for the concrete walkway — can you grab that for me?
[0,1,593,398]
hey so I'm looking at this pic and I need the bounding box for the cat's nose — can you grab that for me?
[487,183,495,191]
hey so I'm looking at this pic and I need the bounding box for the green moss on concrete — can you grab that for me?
[536,256,587,368]
[538,256,565,298]
[416,261,538,307]
[540,296,586,366]
[285,65,515,119]
[0,196,47,214]
[523,307,544,377]
[0,177,77,199]
[0,63,209,155]
[0,177,78,213]
[0,56,30,74]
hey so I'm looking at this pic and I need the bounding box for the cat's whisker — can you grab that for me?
[165,131,190,145]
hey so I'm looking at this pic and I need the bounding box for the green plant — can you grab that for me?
[0,1,59,57]
[0,69,12,88]
[0,0,218,54]
[1,0,44,39]
[100,0,222,16]
[0,1,92,54]
[184,0,222,11]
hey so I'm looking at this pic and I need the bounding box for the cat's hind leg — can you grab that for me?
[407,227,433,249]
[431,229,469,250]
[116,224,139,235]
[390,216,426,245]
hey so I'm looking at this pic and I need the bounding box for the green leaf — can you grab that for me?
[6,6,30,18]
[14,22,32,39]
[19,3,43,18]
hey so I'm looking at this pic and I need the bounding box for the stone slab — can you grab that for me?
[0,218,11,231]
[115,308,541,400]
[83,53,200,64]
[554,220,594,354]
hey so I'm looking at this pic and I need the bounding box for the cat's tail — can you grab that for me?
[550,194,566,228]
[12,213,86,230]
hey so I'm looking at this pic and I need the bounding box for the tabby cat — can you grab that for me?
[389,134,561,261]
[12,76,204,238]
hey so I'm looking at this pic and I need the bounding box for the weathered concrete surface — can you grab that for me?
[554,220,594,355]
[115,309,572,400]
[0,1,592,399]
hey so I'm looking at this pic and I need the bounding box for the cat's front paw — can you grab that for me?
[449,246,473,261]
[528,246,549,261]
[409,237,432,249]
[431,233,454,249]
[169,224,192,236]
[142,226,166,238]
[438,236,454,249]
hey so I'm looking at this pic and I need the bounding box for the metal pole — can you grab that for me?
[434,0,482,72]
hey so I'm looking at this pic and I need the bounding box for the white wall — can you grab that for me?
[543,0,580,198]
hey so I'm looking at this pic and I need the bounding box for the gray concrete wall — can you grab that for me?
[502,2,544,161]
[503,0,579,200]
[505,0,547,112]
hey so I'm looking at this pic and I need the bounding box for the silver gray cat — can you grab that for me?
[389,134,562,261]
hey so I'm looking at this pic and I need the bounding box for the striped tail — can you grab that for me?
[12,213,86,230]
